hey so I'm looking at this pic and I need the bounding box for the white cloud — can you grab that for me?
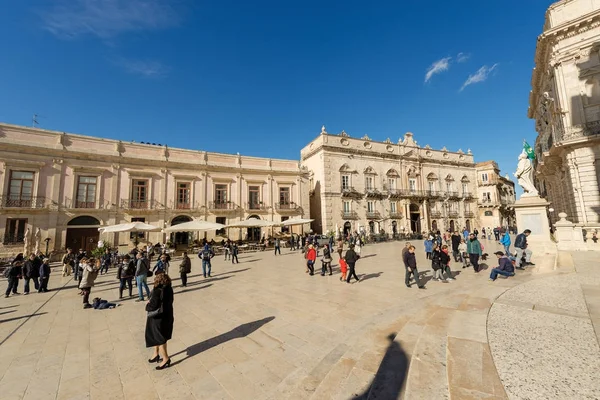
[457,52,470,63]
[115,59,170,78]
[460,64,498,91]
[39,0,180,39]
[424,57,452,83]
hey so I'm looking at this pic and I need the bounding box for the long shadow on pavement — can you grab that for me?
[0,312,48,324]
[352,333,409,400]
[360,272,383,282]
[171,316,275,366]
[360,254,378,259]
[177,284,213,295]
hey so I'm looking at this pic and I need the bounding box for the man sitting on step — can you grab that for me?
[489,251,515,282]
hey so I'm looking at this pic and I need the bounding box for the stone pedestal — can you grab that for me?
[554,213,587,251]
[513,195,557,272]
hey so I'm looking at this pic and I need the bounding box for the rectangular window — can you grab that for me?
[367,201,375,213]
[390,202,397,213]
[279,187,290,205]
[365,176,373,190]
[409,179,416,192]
[130,217,146,240]
[462,183,468,194]
[341,175,350,190]
[177,182,191,209]
[388,178,395,190]
[4,218,27,244]
[131,179,148,208]
[216,217,226,235]
[343,201,351,213]
[215,184,228,208]
[428,181,435,192]
[446,182,453,192]
[482,173,488,182]
[8,170,34,207]
[248,186,260,209]
[76,176,97,208]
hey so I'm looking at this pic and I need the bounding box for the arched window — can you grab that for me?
[68,216,100,226]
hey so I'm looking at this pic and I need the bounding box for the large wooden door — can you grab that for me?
[66,228,99,252]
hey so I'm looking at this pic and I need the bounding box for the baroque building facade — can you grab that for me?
[301,127,479,236]
[475,161,516,229]
[529,0,600,233]
[0,123,308,255]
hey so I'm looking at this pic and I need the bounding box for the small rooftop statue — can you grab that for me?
[339,130,349,137]
[321,125,327,134]
[361,134,371,140]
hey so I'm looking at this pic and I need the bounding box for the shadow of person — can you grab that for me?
[360,272,383,282]
[171,316,275,366]
[352,333,409,399]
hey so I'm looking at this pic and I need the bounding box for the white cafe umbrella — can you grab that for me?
[98,221,160,234]
[279,218,314,226]
[225,218,278,228]
[163,220,225,233]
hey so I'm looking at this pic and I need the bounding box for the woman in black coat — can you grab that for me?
[145,273,174,370]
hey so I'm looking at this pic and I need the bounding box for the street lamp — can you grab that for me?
[44,237,51,258]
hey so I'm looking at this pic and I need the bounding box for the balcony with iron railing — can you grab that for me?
[341,186,363,198]
[275,202,299,212]
[389,211,403,219]
[247,202,269,212]
[462,192,474,199]
[121,199,164,210]
[365,188,385,199]
[209,201,238,212]
[478,177,500,186]
[0,196,47,209]
[430,210,442,219]
[366,211,381,219]
[399,189,427,198]
[447,191,460,199]
[448,210,459,218]
[426,190,444,198]
[464,211,475,218]
[340,210,359,220]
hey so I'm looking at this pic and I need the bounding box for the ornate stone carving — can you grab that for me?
[361,134,371,141]
[321,125,327,134]
[384,138,391,144]
[115,141,125,154]
[339,130,349,137]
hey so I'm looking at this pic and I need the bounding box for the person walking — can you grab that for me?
[440,245,455,281]
[431,244,448,282]
[146,273,174,370]
[458,239,469,268]
[274,238,281,255]
[80,258,100,309]
[451,231,462,262]
[306,244,316,275]
[402,245,425,289]
[339,257,348,282]
[424,237,433,260]
[489,251,515,281]
[153,254,170,276]
[179,252,191,287]
[500,229,512,258]
[224,240,230,261]
[231,242,239,264]
[4,260,23,297]
[345,244,360,283]
[135,252,151,302]
[337,237,344,260]
[61,248,74,277]
[39,257,51,292]
[467,233,483,273]
[118,255,135,299]
[198,244,215,278]
[321,244,332,276]
[23,253,41,294]
[514,229,534,269]
[100,248,111,275]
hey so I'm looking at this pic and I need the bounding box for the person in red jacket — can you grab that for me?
[306,244,317,275]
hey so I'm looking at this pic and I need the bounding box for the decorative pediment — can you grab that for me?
[427,172,438,181]
[461,175,470,183]
[407,166,419,177]
[339,163,356,173]
[445,174,454,181]
[339,130,349,137]
[363,166,376,175]
[386,168,400,177]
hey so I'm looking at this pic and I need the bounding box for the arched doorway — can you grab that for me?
[466,219,471,231]
[391,220,398,237]
[431,220,438,232]
[247,215,261,242]
[343,221,352,237]
[66,216,101,252]
[170,215,193,247]
[368,221,375,234]
[449,220,455,232]
[409,204,421,233]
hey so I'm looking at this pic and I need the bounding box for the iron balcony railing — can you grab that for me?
[340,210,359,220]
[448,211,460,218]
[366,211,381,219]
[247,202,268,211]
[389,212,403,219]
[275,202,298,211]
[209,201,237,211]
[462,192,474,199]
[121,199,164,210]
[387,189,403,198]
[0,196,47,209]
[464,211,475,218]
[426,190,444,198]
[430,210,442,219]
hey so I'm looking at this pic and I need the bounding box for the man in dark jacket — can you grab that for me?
[514,229,534,269]
[23,253,40,294]
[402,245,425,289]
[451,232,462,262]
[179,252,191,287]
[344,245,360,283]
[5,260,23,297]
[489,251,515,281]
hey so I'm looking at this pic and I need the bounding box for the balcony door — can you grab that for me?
[8,171,34,207]
[248,186,260,209]
[215,184,228,208]
[177,182,191,209]
[76,176,97,208]
[131,180,148,208]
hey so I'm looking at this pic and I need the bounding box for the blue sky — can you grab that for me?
[0,0,553,181]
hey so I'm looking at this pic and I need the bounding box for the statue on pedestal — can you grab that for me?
[23,228,31,255]
[34,228,42,254]
[514,151,539,197]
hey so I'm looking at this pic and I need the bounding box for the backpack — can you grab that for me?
[201,249,211,260]
[184,260,192,273]
[124,261,136,277]
[3,266,11,279]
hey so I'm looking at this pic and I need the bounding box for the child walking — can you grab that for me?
[339,257,348,282]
